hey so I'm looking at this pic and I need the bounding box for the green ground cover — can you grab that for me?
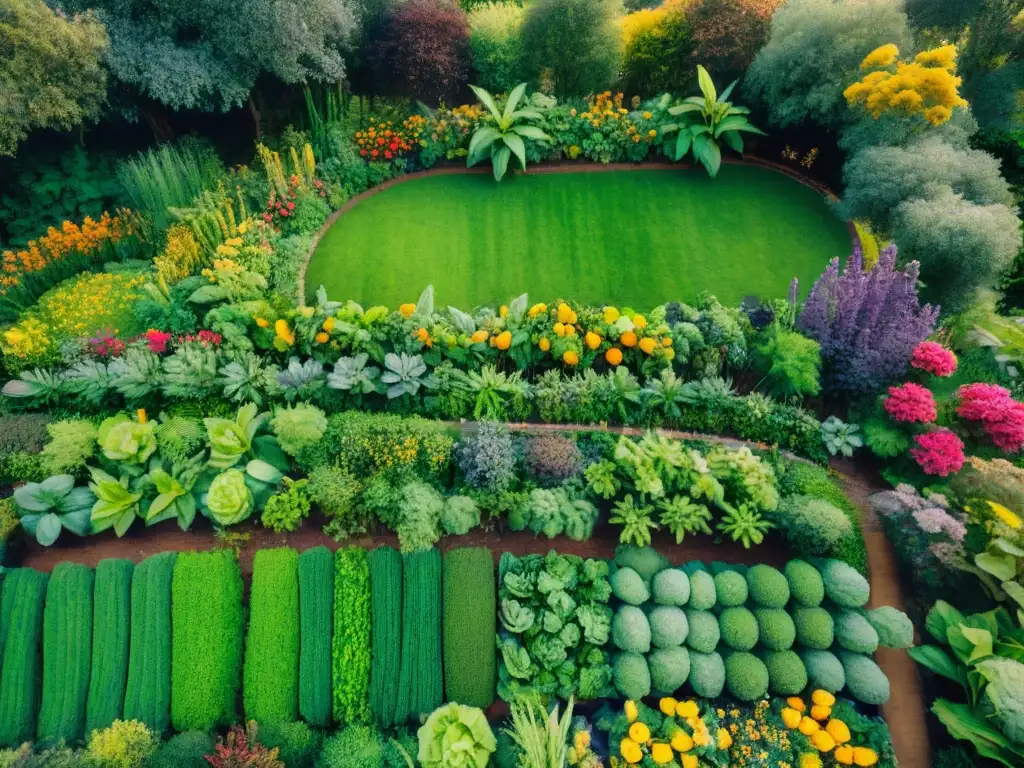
[306,167,851,308]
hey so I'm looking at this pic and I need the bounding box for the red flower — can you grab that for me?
[371,150,379,158]
[263,213,272,222]
[286,201,295,211]
[910,428,965,476]
[911,341,957,377]
[377,137,386,145]
[384,151,393,159]
[884,382,937,423]
[359,149,367,156]
[956,383,1024,453]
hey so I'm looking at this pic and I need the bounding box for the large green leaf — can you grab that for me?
[926,600,966,644]
[503,133,526,170]
[932,699,1024,767]
[667,102,703,117]
[908,645,967,687]
[961,626,995,663]
[470,84,502,121]
[510,125,549,141]
[674,131,692,162]
[719,78,739,103]
[714,115,763,137]
[492,145,511,181]
[1002,581,1024,613]
[468,127,501,167]
[503,82,528,125]
[977,551,1017,581]
[696,64,716,109]
[699,140,722,177]
[35,513,63,546]
[721,131,743,154]
[510,108,543,121]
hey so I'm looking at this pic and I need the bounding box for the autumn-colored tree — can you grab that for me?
[686,0,782,77]
[620,0,694,96]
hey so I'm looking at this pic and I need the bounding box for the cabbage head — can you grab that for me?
[204,469,254,525]
[98,415,157,464]
[417,703,496,768]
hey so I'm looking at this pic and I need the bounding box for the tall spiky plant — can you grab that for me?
[467,83,550,181]
[503,696,575,768]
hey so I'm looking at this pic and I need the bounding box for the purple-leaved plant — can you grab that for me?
[796,243,939,395]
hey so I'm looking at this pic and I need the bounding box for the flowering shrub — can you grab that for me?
[910,341,957,377]
[353,118,415,162]
[153,224,203,286]
[883,382,937,423]
[910,428,965,476]
[955,383,1024,453]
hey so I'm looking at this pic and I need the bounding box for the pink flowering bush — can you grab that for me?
[884,382,937,423]
[910,428,966,476]
[955,383,1024,454]
[911,341,957,377]
[143,329,172,354]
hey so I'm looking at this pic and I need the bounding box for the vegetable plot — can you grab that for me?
[369,546,402,727]
[85,559,133,733]
[332,547,371,725]
[299,546,334,727]
[395,549,442,721]
[0,568,49,747]
[124,552,175,733]
[442,547,496,708]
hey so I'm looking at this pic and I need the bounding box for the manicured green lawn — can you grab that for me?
[306,166,851,309]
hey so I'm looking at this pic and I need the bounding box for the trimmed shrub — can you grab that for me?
[755,608,795,651]
[524,434,583,486]
[763,649,808,695]
[369,547,403,727]
[38,562,94,746]
[724,651,769,701]
[442,547,496,708]
[719,607,759,651]
[395,549,442,721]
[820,560,870,608]
[688,570,716,610]
[258,721,321,768]
[652,569,689,606]
[147,731,214,768]
[746,564,790,608]
[85,718,158,768]
[613,605,652,653]
[774,496,854,558]
[299,546,334,727]
[171,550,244,731]
[800,649,846,693]
[611,567,649,605]
[688,650,725,698]
[685,610,720,653]
[615,546,669,582]
[123,552,176,733]
[319,724,384,768]
[333,547,372,725]
[834,610,879,654]
[838,651,890,704]
[86,559,133,734]
[612,651,651,700]
[867,606,914,649]
[649,606,688,648]
[0,568,49,747]
[713,571,747,607]
[784,560,824,607]
[793,606,834,650]
[649,646,690,695]
[469,4,526,105]
[620,0,693,97]
[244,548,300,724]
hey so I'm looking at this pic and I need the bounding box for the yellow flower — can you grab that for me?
[662,336,673,346]
[798,717,820,736]
[137,409,147,425]
[659,698,678,716]
[632,314,647,329]
[564,325,576,337]
[574,730,590,751]
[786,697,806,713]
[643,111,652,119]
[237,220,249,234]
[603,306,620,324]
[620,330,638,347]
[676,700,699,719]
[852,747,878,766]
[500,305,509,318]
[716,728,732,750]
[606,347,623,366]
[681,755,698,768]
[557,303,574,324]
[275,319,295,346]
[810,730,835,752]
[989,501,1022,529]
[664,348,675,360]
[620,738,642,764]
[400,303,416,318]
[529,302,548,318]
[224,237,243,247]
[781,708,802,729]
[563,350,579,366]
[651,743,673,764]
[624,701,639,723]
[585,331,602,350]
[3,328,26,345]
[539,337,551,351]
[315,332,329,343]
[812,690,835,707]
[860,43,900,69]
[810,705,831,721]
[692,728,710,747]
[799,755,823,768]
[628,723,651,743]
[834,745,855,765]
[322,316,335,331]
[255,316,270,328]
[639,337,657,355]
[471,330,489,343]
[494,331,512,350]
[671,730,693,752]
[554,322,567,337]
[826,720,851,744]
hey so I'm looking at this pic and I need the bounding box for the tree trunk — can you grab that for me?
[248,93,262,141]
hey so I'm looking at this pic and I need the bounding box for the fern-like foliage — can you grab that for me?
[155,416,207,464]
[62,359,117,407]
[219,350,276,405]
[161,344,221,399]
[111,349,163,402]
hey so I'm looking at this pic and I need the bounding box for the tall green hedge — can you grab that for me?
[0,568,49,747]
[124,552,176,733]
[332,547,371,725]
[299,546,333,727]
[395,549,442,722]
[368,546,402,728]
[442,547,496,708]
[85,559,133,734]
[244,548,299,724]
[171,550,244,731]
[37,563,94,746]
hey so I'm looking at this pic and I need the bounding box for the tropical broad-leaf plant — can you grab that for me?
[13,474,95,546]
[660,65,765,177]
[468,83,550,181]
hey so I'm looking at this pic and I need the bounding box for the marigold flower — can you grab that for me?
[415,327,432,347]
[400,303,416,318]
[564,325,576,337]
[563,350,579,365]
[811,732,836,754]
[606,347,623,366]
[651,743,673,764]
[852,747,878,766]
[620,330,638,347]
[787,697,806,712]
[834,745,855,765]
[553,322,567,337]
[639,337,657,355]
[557,302,575,324]
[811,690,835,707]
[539,337,551,351]
[825,720,851,744]
[494,331,512,350]
[628,723,650,743]
[585,331,601,350]
[274,319,295,345]
[781,708,802,729]
[315,332,329,343]
[322,317,335,332]
[798,717,820,736]
[633,314,647,329]
[810,705,831,721]
[255,317,270,328]
[470,330,488,343]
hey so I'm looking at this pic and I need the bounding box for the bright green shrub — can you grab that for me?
[773,496,853,558]
[613,605,651,653]
[820,560,869,608]
[0,568,49,747]
[652,569,689,606]
[171,550,243,731]
[784,559,824,606]
[37,562,94,746]
[755,608,795,651]
[85,559,133,733]
[395,549,442,722]
[611,567,649,605]
[123,552,175,733]
[440,496,481,536]
[442,548,496,708]
[244,548,299,724]
[369,547,403,728]
[763,650,808,695]
[793,606,834,650]
[258,721,321,768]
[834,610,879,654]
[800,649,846,693]
[299,546,334,727]
[468,3,525,93]
[85,719,158,768]
[614,546,668,582]
[333,547,372,725]
[146,731,214,768]
[649,606,688,648]
[713,571,748,607]
[687,570,716,610]
[867,606,914,648]
[612,651,651,700]
[719,607,758,651]
[838,651,889,704]
[685,610,720,653]
[746,564,790,608]
[649,646,690,695]
[319,724,384,768]
[724,651,769,701]
[688,650,725,698]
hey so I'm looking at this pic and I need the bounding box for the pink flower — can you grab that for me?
[956,383,1024,453]
[144,329,172,354]
[197,330,222,346]
[910,428,966,476]
[911,341,957,377]
[884,382,937,423]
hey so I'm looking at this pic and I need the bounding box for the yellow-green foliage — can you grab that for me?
[0,568,49,747]
[86,719,158,768]
[853,219,881,270]
[332,547,371,725]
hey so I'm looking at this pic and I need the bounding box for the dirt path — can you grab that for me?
[830,457,932,768]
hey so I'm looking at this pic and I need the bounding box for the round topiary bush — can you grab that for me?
[652,568,690,606]
[688,650,726,698]
[613,605,652,653]
[784,559,825,607]
[755,607,796,651]
[747,564,791,608]
[611,567,650,606]
[649,606,689,648]
[793,606,834,650]
[867,606,914,648]
[764,649,808,695]
[774,495,854,556]
[615,545,669,582]
[800,649,846,693]
[820,559,870,608]
[838,651,890,704]
[650,645,691,695]
[724,651,770,701]
[613,651,652,700]
[688,570,717,610]
[719,606,759,651]
[714,570,748,607]
[685,609,720,653]
[835,610,880,653]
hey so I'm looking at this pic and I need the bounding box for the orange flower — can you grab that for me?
[415,327,433,347]
[639,337,657,355]
[620,330,638,347]
[400,303,416,318]
[255,317,270,328]
[315,332,329,343]
[470,330,488,343]
[563,350,579,365]
[606,347,623,366]
[494,331,512,350]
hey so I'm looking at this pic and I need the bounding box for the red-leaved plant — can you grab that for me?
[205,722,282,768]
